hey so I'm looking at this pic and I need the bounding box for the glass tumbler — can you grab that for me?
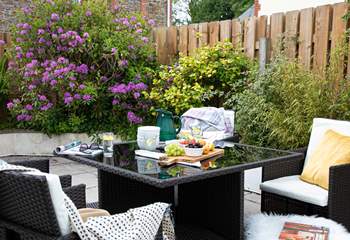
[102,132,114,163]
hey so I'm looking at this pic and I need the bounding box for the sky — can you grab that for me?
[173,0,191,24]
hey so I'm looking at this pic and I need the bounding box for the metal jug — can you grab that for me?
[156,109,181,141]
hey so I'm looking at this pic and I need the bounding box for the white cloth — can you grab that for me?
[181,107,235,140]
[260,175,329,207]
[0,160,175,240]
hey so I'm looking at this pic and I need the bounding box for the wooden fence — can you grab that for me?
[154,2,350,75]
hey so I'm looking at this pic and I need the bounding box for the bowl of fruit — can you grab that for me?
[184,140,204,157]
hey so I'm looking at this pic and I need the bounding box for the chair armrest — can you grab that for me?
[63,184,86,209]
[262,156,305,182]
[12,159,50,173]
[292,147,308,157]
[328,163,350,230]
[59,175,72,188]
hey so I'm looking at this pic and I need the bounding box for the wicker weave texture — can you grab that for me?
[0,171,62,236]
[63,184,87,209]
[2,156,50,173]
[328,164,350,230]
[98,169,244,240]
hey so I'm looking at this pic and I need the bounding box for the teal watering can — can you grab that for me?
[156,109,181,141]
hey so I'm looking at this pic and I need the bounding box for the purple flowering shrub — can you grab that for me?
[6,0,157,137]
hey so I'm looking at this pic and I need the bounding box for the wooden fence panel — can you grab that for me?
[208,21,220,47]
[155,27,168,64]
[285,10,299,59]
[330,3,349,78]
[188,24,199,55]
[257,15,268,39]
[313,5,332,74]
[298,8,314,69]
[220,20,232,42]
[244,17,257,58]
[232,19,243,47]
[198,22,209,47]
[270,12,285,57]
[166,26,178,64]
[178,25,188,56]
[331,3,348,50]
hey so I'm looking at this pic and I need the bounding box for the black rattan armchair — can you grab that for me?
[0,157,85,240]
[0,157,169,240]
[261,148,350,231]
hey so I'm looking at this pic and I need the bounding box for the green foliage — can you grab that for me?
[149,42,255,115]
[189,0,253,23]
[236,49,350,150]
[0,55,9,126]
[0,55,8,97]
[6,0,156,138]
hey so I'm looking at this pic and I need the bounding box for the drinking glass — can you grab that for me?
[102,132,114,163]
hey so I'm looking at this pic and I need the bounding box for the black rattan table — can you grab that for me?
[66,142,303,240]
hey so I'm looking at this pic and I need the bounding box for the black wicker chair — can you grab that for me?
[0,158,84,240]
[261,147,350,231]
[0,157,169,240]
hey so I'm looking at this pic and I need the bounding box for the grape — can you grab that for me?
[165,144,184,156]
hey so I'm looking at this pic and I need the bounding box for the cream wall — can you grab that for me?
[259,0,344,16]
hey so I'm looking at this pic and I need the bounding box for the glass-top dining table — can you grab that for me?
[66,141,303,240]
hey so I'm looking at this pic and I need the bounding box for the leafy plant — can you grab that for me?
[189,0,253,23]
[236,48,350,150]
[149,42,255,115]
[0,55,8,97]
[6,0,157,138]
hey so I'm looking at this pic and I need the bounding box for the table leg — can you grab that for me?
[98,169,244,240]
[98,169,174,214]
[176,172,244,240]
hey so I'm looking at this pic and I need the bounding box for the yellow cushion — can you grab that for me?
[300,129,350,190]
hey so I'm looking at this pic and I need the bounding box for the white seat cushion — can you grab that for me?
[24,172,70,235]
[305,118,350,168]
[260,175,328,207]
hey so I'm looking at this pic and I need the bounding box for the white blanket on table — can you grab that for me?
[0,160,175,240]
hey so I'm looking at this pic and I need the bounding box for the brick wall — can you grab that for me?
[0,0,169,32]
[0,0,27,32]
[115,0,169,26]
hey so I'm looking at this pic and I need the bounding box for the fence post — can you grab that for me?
[259,37,269,72]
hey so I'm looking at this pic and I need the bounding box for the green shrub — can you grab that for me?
[236,51,350,149]
[5,0,157,138]
[0,55,8,98]
[0,55,10,129]
[149,42,255,114]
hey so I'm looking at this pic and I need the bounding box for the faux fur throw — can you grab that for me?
[246,213,350,240]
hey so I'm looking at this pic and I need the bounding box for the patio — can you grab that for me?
[49,156,261,218]
[1,0,350,239]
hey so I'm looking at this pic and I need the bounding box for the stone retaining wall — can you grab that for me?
[0,132,91,155]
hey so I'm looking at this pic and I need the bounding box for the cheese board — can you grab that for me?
[158,148,225,166]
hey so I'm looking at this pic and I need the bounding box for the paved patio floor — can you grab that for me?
[50,157,261,219]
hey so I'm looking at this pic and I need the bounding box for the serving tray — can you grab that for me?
[159,148,224,166]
